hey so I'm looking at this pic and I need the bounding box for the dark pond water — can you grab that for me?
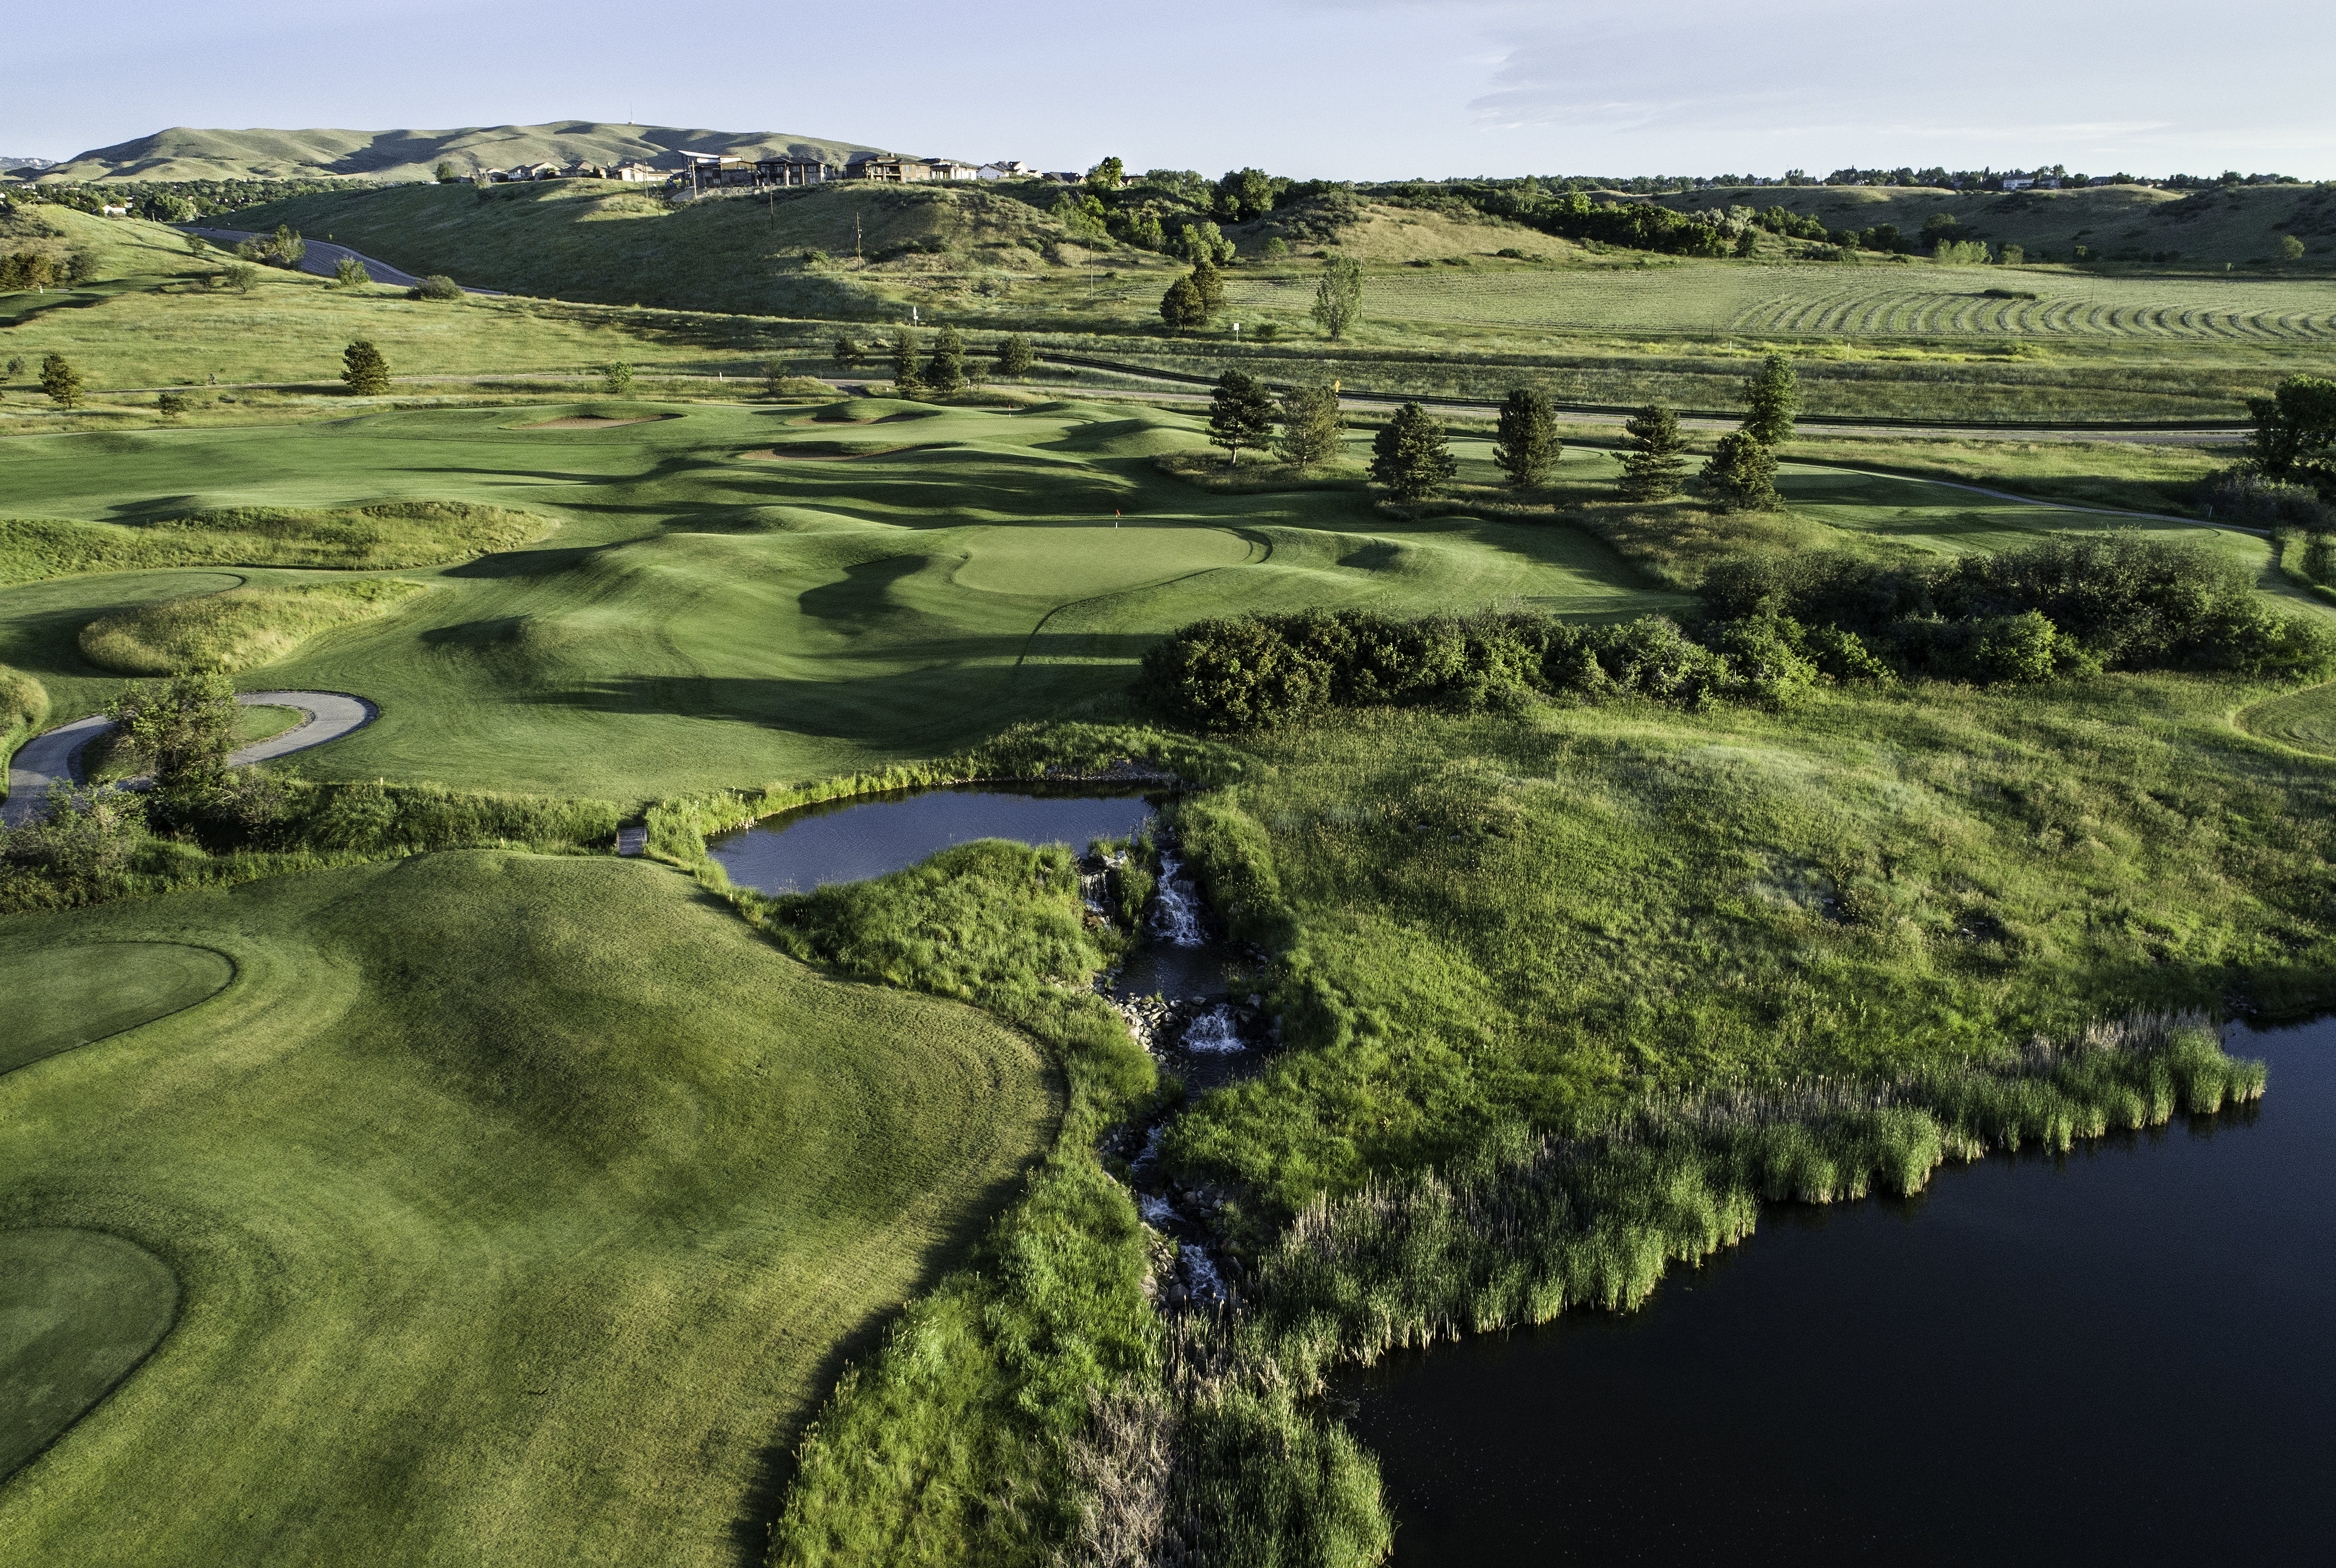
[1346,1016,2336,1565]
[707,785,1163,894]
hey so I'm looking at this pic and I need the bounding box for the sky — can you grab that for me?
[4,0,2331,179]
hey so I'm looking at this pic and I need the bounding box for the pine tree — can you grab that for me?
[926,326,967,395]
[1207,370,1277,468]
[1311,254,1363,340]
[1370,402,1457,500]
[39,353,82,408]
[1741,353,1799,447]
[340,339,390,396]
[1612,403,1689,502]
[890,327,922,395]
[1274,383,1343,470]
[1190,260,1225,316]
[995,333,1035,379]
[1700,430,1781,512]
[1160,275,1206,333]
[1492,387,1561,489]
[833,334,866,372]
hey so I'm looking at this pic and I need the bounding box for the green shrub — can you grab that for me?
[409,274,463,302]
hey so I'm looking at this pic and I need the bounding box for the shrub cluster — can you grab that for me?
[1700,532,2334,683]
[1139,607,1845,731]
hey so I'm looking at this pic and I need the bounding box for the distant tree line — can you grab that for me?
[10,178,366,218]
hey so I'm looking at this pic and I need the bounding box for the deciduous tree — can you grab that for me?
[2248,374,2336,484]
[1370,402,1457,499]
[1613,403,1688,502]
[1084,157,1125,198]
[332,256,370,289]
[108,670,239,808]
[2279,234,2307,263]
[1492,388,1561,488]
[1700,430,1781,512]
[1312,254,1363,340]
[1160,274,1206,333]
[833,334,866,372]
[271,224,307,268]
[38,352,81,408]
[1207,369,1277,468]
[1214,167,1276,222]
[1274,382,1342,470]
[602,361,633,394]
[341,339,390,396]
[1169,220,1232,267]
[1190,260,1225,315]
[1741,353,1799,447]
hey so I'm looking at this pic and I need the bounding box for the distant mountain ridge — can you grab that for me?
[17,122,899,183]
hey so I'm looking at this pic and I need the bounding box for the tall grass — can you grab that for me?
[77,578,430,673]
[0,662,47,775]
[0,500,557,586]
[1253,1013,2261,1367]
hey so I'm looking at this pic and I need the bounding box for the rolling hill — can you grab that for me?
[1641,180,2335,266]
[19,121,899,184]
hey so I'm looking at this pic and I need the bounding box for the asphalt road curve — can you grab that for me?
[2,691,377,828]
[184,228,503,296]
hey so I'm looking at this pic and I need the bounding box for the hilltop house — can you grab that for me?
[977,161,1035,180]
[846,155,980,183]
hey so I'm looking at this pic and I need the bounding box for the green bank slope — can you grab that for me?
[0,850,1054,1564]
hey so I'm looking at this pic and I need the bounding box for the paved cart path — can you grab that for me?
[185,228,504,296]
[3,691,376,827]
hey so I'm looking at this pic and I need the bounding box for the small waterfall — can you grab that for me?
[1148,851,1207,947]
[1182,1004,1244,1055]
[1179,1244,1227,1306]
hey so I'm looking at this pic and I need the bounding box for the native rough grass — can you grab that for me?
[77,578,429,673]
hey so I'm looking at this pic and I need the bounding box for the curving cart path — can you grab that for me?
[2,691,376,827]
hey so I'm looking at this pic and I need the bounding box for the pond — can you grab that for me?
[1344,1016,2336,1564]
[707,785,1164,894]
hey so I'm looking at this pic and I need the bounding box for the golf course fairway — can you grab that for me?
[0,851,1056,1565]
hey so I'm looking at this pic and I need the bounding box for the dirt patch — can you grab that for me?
[738,444,937,462]
[514,415,676,429]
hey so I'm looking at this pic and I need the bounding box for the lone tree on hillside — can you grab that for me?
[1371,402,1457,500]
[1275,382,1342,471]
[926,325,967,394]
[833,334,867,372]
[1160,273,1207,333]
[994,333,1035,380]
[435,161,462,184]
[1207,369,1277,468]
[2280,234,2308,263]
[602,361,633,394]
[890,327,922,394]
[341,339,390,396]
[270,224,307,268]
[107,671,239,808]
[1700,430,1781,512]
[39,353,82,408]
[1492,387,1561,488]
[1612,403,1689,502]
[332,256,370,289]
[1312,254,1363,340]
[762,361,790,396]
[1741,353,1799,447]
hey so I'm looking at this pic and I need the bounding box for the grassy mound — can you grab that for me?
[0,500,555,586]
[78,578,429,673]
[0,1230,178,1482]
[0,850,1056,1562]
[1,661,46,752]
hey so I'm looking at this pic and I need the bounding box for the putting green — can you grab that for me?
[0,1230,178,1483]
[949,524,1256,597]
[0,851,1054,1565]
[0,943,234,1075]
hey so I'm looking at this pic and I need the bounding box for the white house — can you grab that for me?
[978,160,1035,180]
[101,203,129,216]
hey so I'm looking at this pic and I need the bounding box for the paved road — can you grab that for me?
[3,690,377,827]
[185,228,503,296]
